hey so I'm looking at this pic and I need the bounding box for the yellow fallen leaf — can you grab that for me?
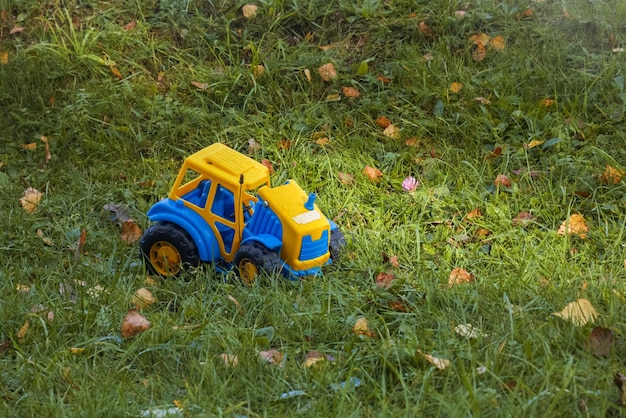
[471,43,486,61]
[542,98,554,107]
[19,187,43,214]
[317,62,337,82]
[21,142,37,150]
[37,229,54,246]
[418,350,451,370]
[353,317,376,338]
[601,165,624,184]
[110,65,123,80]
[469,32,491,46]
[490,35,506,51]
[302,351,325,368]
[0,51,8,64]
[557,214,588,239]
[342,86,360,98]
[70,347,86,354]
[130,287,156,309]
[17,321,29,344]
[259,349,284,366]
[383,124,401,139]
[553,298,598,326]
[524,139,545,150]
[191,81,208,90]
[304,68,311,82]
[252,64,265,79]
[450,82,463,93]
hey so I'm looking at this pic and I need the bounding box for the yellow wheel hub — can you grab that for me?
[239,259,259,286]
[150,241,182,276]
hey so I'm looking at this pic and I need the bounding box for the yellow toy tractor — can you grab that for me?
[140,143,345,283]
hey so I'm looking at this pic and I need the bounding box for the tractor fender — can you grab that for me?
[241,234,283,252]
[147,199,220,262]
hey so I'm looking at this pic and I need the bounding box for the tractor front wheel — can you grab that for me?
[140,222,200,277]
[234,243,281,285]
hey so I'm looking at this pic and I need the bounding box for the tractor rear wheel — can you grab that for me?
[234,242,281,285]
[140,222,200,277]
[329,228,346,261]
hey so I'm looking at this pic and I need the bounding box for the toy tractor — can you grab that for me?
[140,143,345,283]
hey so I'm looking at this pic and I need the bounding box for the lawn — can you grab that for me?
[1,0,626,416]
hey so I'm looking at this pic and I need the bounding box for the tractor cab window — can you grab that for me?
[211,184,236,253]
[178,168,212,209]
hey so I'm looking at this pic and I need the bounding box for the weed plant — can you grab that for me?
[1,0,626,416]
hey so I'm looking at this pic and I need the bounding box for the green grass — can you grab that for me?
[2,0,626,416]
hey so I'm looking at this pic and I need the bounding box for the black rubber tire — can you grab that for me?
[139,222,200,277]
[233,242,281,285]
[329,228,346,261]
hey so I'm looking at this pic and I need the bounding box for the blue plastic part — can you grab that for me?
[241,233,283,252]
[147,198,220,262]
[304,193,316,210]
[299,230,329,261]
[243,199,283,242]
[280,261,324,279]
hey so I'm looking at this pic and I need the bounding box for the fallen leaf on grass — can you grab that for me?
[123,21,137,31]
[541,98,554,108]
[490,36,506,51]
[454,324,488,339]
[524,139,545,150]
[40,135,52,164]
[10,26,24,34]
[589,326,614,358]
[303,68,311,82]
[242,4,258,18]
[130,288,156,309]
[475,97,491,105]
[121,220,142,244]
[471,43,486,61]
[19,188,43,214]
[303,350,325,368]
[601,165,624,184]
[121,309,151,338]
[494,174,512,188]
[375,272,396,289]
[317,63,337,82]
[417,350,451,370]
[553,298,598,326]
[220,353,239,367]
[353,317,376,338]
[557,214,588,239]
[449,82,463,93]
[375,116,391,128]
[363,166,383,182]
[261,158,274,174]
[17,321,29,344]
[383,124,401,139]
[37,229,54,246]
[448,267,474,286]
[247,138,261,153]
[338,172,355,185]
[465,208,482,219]
[342,86,360,98]
[103,203,134,223]
[469,33,491,46]
[191,81,208,90]
[512,211,535,226]
[259,349,284,366]
[0,52,8,64]
[110,65,123,80]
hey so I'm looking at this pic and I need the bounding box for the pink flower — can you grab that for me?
[402,176,419,192]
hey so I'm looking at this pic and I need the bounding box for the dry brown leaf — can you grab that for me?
[490,36,506,51]
[417,350,451,370]
[448,267,474,286]
[247,138,261,154]
[123,21,137,31]
[601,165,624,184]
[541,98,554,107]
[615,373,626,406]
[590,326,614,358]
[303,350,325,368]
[376,75,391,83]
[37,229,54,246]
[75,229,87,258]
[220,353,239,367]
[10,26,24,34]
[110,66,123,80]
[418,21,432,36]
[315,137,330,146]
[353,317,376,338]
[383,124,401,139]
[553,298,598,326]
[130,288,156,309]
[0,52,8,64]
[405,137,419,147]
[557,214,588,239]
[21,142,37,150]
[454,324,488,339]
[376,116,392,128]
[512,211,535,226]
[338,172,355,185]
[261,158,274,174]
[342,86,360,98]
[19,187,43,214]
[494,174,512,188]
[388,301,408,312]
[242,4,258,18]
[450,82,463,93]
[40,135,52,164]
[475,97,491,105]
[303,68,311,82]
[121,309,151,338]
[252,64,265,79]
[191,81,208,90]
[121,221,142,244]
[317,62,337,82]
[363,166,383,182]
[471,43,486,61]
[375,272,396,289]
[259,349,284,366]
[466,208,482,219]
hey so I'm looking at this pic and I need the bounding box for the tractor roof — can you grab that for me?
[184,143,270,189]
